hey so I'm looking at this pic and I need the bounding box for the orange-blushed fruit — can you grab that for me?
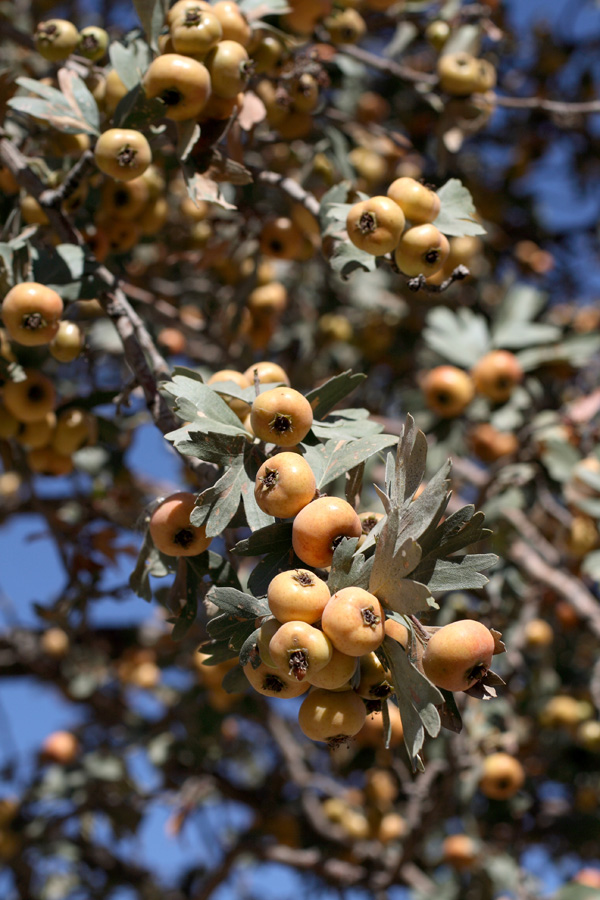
[394,224,450,277]
[244,659,310,698]
[471,350,523,404]
[422,619,496,692]
[346,196,405,256]
[387,177,441,224]
[322,587,385,657]
[143,54,211,121]
[3,369,56,423]
[292,496,362,568]
[268,620,332,680]
[298,687,366,744]
[255,452,316,518]
[251,387,313,447]
[267,568,330,624]
[2,282,63,347]
[422,365,474,418]
[41,730,80,764]
[94,129,152,182]
[479,752,525,800]
[149,492,211,557]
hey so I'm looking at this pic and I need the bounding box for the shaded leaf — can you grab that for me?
[327,537,372,594]
[222,665,248,694]
[305,370,366,420]
[133,0,169,50]
[190,461,246,538]
[234,522,293,557]
[412,553,497,592]
[207,586,270,618]
[424,306,490,368]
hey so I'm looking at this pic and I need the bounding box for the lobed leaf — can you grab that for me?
[433,179,487,237]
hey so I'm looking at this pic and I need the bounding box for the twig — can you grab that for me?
[508,538,600,639]
[336,44,438,86]
[501,507,562,567]
[407,265,470,293]
[252,168,321,217]
[39,150,96,208]
[492,94,600,115]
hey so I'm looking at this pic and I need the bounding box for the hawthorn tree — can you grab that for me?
[1,1,600,899]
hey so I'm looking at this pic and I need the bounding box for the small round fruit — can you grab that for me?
[357,651,392,700]
[50,320,84,363]
[422,365,475,418]
[346,196,405,256]
[207,368,250,419]
[298,687,366,743]
[41,730,80,764]
[384,617,409,649]
[149,492,211,557]
[425,20,450,50]
[474,59,496,92]
[247,282,287,319]
[269,620,332,681]
[259,217,304,260]
[479,752,525,800]
[471,350,523,404]
[28,446,73,476]
[95,129,152,182]
[143,54,211,121]
[41,626,70,657]
[17,411,56,449]
[251,387,313,447]
[523,618,553,649]
[394,224,450,277]
[422,620,496,692]
[442,834,478,870]
[322,587,385,657]
[2,282,63,347]
[437,52,481,96]
[356,702,404,748]
[292,496,362,568]
[170,9,223,56]
[205,40,250,99]
[357,510,383,547]
[469,423,518,462]
[257,618,281,668]
[3,370,56,423]
[387,177,441,224]
[243,361,290,386]
[255,453,316,518]
[78,25,109,61]
[51,408,94,456]
[0,405,19,439]
[305,647,357,690]
[267,568,330,624]
[324,8,366,44]
[167,0,212,27]
[104,69,128,112]
[20,195,48,226]
[35,19,80,62]
[212,1,251,45]
[101,176,150,220]
[244,660,310,698]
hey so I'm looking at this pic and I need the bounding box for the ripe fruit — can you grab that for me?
[212,1,251,45]
[523,618,553,649]
[268,620,332,680]
[41,730,80,764]
[101,176,150,219]
[267,568,330,624]
[250,387,313,447]
[17,412,56,450]
[298,687,366,743]
[50,321,84,363]
[205,40,250,99]
[305,647,357,690]
[346,196,405,256]
[3,370,56,423]
[387,177,441,224]
[35,19,80,61]
[394,224,450,277]
[437,52,482,96]
[324,8,366,44]
[104,69,129,113]
[384,617,409,649]
[0,405,19,439]
[243,361,290,386]
[469,423,519,463]
[257,618,281,667]
[471,350,523,404]
[247,282,287,320]
[40,627,70,657]
[244,660,310,698]
[52,408,94,456]
[322,587,385,657]
[292,497,362,568]
[143,54,211,121]
[357,651,392,700]
[259,218,305,260]
[442,834,479,870]
[78,25,109,61]
[478,752,525,800]
[94,129,152,182]
[149,492,211,557]
[422,620,495,692]
[2,282,63,346]
[255,452,316,518]
[207,369,250,419]
[356,702,404,748]
[422,365,475,418]
[28,446,73,476]
[171,8,223,56]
